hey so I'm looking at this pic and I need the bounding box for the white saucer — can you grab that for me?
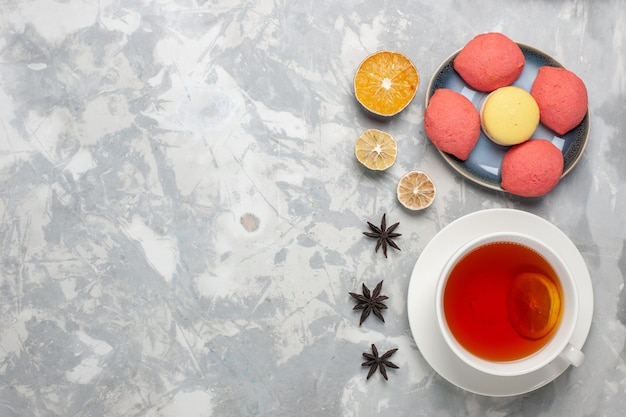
[406,208,593,396]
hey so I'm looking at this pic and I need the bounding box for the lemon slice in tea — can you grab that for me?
[397,170,436,210]
[355,129,398,170]
[354,51,419,117]
[507,272,562,340]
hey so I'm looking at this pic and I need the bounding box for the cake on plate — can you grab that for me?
[530,66,588,135]
[453,32,525,92]
[480,86,540,146]
[424,88,481,161]
[501,139,564,197]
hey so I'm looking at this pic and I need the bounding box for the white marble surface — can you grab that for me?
[1,0,625,416]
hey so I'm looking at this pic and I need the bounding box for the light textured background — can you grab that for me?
[1,0,625,416]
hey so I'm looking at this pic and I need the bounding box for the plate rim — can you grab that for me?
[424,43,591,193]
[406,208,594,396]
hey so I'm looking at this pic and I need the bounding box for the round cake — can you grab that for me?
[530,66,588,135]
[501,139,564,197]
[424,88,481,161]
[453,32,525,92]
[480,86,540,146]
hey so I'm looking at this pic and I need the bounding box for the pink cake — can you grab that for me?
[501,139,564,197]
[530,66,588,135]
[424,88,481,161]
[453,32,525,92]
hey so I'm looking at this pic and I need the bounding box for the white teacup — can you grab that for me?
[435,232,584,377]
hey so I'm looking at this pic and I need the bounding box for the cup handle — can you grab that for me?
[559,343,584,367]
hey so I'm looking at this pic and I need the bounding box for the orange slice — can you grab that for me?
[354,51,419,117]
[355,129,398,170]
[396,170,436,210]
[507,272,562,339]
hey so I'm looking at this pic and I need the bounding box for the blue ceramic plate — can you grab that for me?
[425,44,590,193]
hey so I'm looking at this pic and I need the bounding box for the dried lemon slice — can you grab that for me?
[397,170,436,210]
[354,51,419,117]
[355,129,397,171]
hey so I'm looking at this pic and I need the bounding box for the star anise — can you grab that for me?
[363,213,401,258]
[349,280,388,325]
[362,344,399,380]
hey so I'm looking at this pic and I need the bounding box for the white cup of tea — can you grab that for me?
[435,232,584,377]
